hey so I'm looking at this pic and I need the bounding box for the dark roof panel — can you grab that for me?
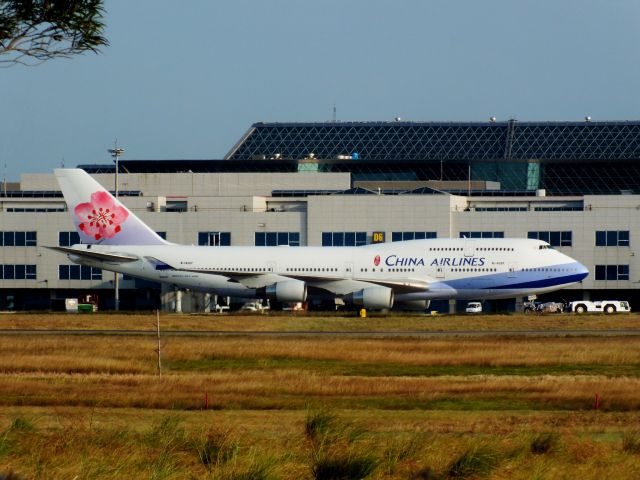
[225,121,640,162]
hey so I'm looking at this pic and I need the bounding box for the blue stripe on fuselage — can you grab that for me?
[490,272,587,289]
[441,262,588,290]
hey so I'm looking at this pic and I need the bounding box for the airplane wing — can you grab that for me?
[46,246,139,263]
[284,274,430,293]
[181,268,430,293]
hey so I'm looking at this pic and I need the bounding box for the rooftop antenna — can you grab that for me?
[2,163,6,196]
[332,103,337,122]
[60,157,65,168]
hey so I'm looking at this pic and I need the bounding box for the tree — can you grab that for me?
[0,0,108,67]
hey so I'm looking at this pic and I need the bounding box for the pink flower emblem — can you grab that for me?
[374,255,381,266]
[74,191,129,240]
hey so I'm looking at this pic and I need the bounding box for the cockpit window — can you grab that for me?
[538,244,553,250]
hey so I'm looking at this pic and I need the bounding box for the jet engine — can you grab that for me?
[264,279,307,303]
[395,300,431,311]
[351,286,394,310]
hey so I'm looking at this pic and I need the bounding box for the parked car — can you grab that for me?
[567,300,630,314]
[240,300,270,312]
[465,302,482,314]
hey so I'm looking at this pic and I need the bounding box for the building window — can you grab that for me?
[459,231,504,239]
[58,265,102,280]
[156,232,167,240]
[1,231,37,246]
[59,231,80,246]
[595,230,629,247]
[475,207,528,212]
[391,232,437,242]
[255,232,300,246]
[165,200,187,212]
[528,231,572,247]
[198,232,231,246]
[6,208,65,213]
[322,231,366,247]
[0,264,36,280]
[595,264,629,281]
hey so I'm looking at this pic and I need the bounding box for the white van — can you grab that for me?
[465,302,482,314]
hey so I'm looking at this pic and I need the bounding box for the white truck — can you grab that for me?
[567,300,631,314]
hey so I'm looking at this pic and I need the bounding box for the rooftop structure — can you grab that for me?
[222,121,640,195]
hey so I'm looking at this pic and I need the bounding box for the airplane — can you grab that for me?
[49,168,589,310]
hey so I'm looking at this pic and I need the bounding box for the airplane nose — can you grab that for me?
[576,262,589,281]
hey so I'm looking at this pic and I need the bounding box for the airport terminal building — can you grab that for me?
[2,120,640,312]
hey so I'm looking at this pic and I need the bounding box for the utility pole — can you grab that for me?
[156,309,162,377]
[108,142,124,311]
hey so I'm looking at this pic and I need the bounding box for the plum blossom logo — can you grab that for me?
[374,255,381,266]
[74,191,129,240]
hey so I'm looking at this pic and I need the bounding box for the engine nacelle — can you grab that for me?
[395,300,430,311]
[264,280,307,303]
[352,286,394,310]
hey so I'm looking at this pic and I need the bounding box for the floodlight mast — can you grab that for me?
[108,145,124,311]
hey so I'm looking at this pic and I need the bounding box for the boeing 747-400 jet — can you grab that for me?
[49,169,589,310]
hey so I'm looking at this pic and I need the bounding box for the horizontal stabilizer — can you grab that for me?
[46,246,139,263]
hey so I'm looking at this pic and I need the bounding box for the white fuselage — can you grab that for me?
[67,238,588,301]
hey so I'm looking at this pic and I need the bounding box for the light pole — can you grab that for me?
[108,145,124,311]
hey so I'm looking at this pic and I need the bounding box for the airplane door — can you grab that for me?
[343,262,354,278]
[267,261,275,273]
[436,266,445,279]
[464,239,476,257]
[508,263,517,278]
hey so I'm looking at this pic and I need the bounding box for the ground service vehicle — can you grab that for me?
[567,300,630,314]
[465,302,482,313]
[523,301,565,314]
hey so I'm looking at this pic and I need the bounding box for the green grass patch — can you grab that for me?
[168,356,640,378]
[202,396,572,412]
[446,446,499,478]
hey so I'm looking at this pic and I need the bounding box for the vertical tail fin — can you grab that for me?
[55,168,169,246]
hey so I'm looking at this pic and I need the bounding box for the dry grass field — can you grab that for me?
[2,310,640,332]
[0,312,639,479]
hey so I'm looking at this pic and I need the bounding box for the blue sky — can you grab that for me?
[2,0,640,180]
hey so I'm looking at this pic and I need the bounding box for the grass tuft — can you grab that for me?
[145,415,184,447]
[8,417,33,433]
[446,446,499,478]
[193,426,239,469]
[224,449,276,480]
[622,432,640,454]
[312,453,378,480]
[305,408,378,479]
[382,434,422,476]
[530,432,559,455]
[305,409,337,441]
